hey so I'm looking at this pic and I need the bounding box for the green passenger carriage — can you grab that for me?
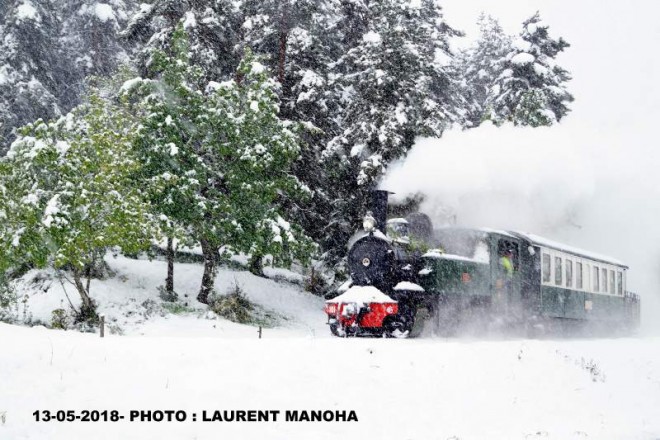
[418,228,640,334]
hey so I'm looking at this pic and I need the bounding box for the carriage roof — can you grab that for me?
[508,231,628,268]
[430,227,627,268]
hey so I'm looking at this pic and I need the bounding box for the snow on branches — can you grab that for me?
[123,26,314,303]
[487,12,574,126]
[0,94,154,316]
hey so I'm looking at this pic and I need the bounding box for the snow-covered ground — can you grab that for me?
[9,255,326,338]
[1,257,659,439]
[1,323,659,440]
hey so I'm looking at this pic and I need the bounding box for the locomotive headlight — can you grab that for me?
[362,212,377,232]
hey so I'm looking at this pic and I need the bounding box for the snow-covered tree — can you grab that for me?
[120,24,207,299]
[241,0,343,268]
[61,0,135,79]
[327,0,461,185]
[120,74,194,298]
[241,0,341,102]
[0,161,15,273]
[0,0,73,149]
[123,27,314,304]
[0,0,138,151]
[457,14,512,127]
[320,0,461,265]
[488,12,573,126]
[0,95,154,320]
[336,0,369,49]
[123,0,241,82]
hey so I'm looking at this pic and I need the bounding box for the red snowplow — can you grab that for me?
[324,286,400,337]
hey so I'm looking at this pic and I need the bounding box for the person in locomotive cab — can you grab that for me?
[499,250,514,278]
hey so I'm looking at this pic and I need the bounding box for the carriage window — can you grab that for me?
[593,266,599,292]
[576,262,583,289]
[566,259,573,288]
[585,264,591,291]
[555,257,563,286]
[472,240,490,263]
[617,271,623,295]
[601,268,607,294]
[542,254,551,283]
[609,270,615,294]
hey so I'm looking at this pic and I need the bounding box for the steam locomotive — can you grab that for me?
[324,191,641,337]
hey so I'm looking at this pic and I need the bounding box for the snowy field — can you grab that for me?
[1,324,659,440]
[1,257,659,440]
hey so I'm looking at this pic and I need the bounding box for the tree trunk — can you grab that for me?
[277,3,289,83]
[72,267,96,321]
[166,236,174,294]
[197,239,217,304]
[248,253,264,276]
[85,251,97,295]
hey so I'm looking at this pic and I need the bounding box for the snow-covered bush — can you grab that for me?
[303,267,329,296]
[157,285,178,303]
[0,276,17,324]
[209,284,254,325]
[161,302,193,315]
[50,308,68,330]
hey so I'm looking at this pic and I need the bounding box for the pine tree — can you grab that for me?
[321,0,461,266]
[241,0,341,103]
[123,0,241,81]
[61,0,135,78]
[0,0,74,149]
[488,12,573,126]
[328,0,461,184]
[0,94,154,320]
[241,0,343,268]
[0,0,138,151]
[336,0,369,49]
[458,14,512,127]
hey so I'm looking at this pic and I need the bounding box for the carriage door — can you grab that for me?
[491,237,523,320]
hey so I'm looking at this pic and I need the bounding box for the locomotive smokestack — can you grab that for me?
[371,190,390,233]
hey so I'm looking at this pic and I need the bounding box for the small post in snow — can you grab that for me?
[100,314,105,338]
[258,326,262,339]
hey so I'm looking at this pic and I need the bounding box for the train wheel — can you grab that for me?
[383,316,411,339]
[388,328,410,339]
[329,322,345,337]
